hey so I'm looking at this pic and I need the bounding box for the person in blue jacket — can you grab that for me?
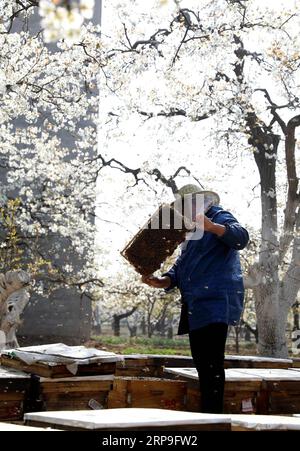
[142,184,249,413]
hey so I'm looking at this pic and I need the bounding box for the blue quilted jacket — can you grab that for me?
[162,205,249,334]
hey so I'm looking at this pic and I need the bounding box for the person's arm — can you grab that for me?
[141,275,171,289]
[141,258,180,291]
[196,211,249,250]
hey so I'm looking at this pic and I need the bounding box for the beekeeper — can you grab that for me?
[142,184,249,413]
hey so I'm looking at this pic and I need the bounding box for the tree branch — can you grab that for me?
[254,88,287,134]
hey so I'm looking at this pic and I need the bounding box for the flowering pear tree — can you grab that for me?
[97,266,180,337]
[0,269,31,349]
[0,1,203,346]
[0,2,107,348]
[98,0,300,357]
[2,0,300,356]
[0,5,104,289]
[39,0,95,43]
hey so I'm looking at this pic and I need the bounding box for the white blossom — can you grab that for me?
[79,0,95,19]
[39,0,95,43]
[0,70,6,95]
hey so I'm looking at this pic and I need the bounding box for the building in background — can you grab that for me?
[4,2,102,345]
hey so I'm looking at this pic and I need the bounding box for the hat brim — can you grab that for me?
[177,190,220,205]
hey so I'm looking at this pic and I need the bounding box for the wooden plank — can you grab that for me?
[224,355,292,369]
[25,408,231,431]
[0,392,26,401]
[185,386,260,414]
[108,377,187,411]
[42,394,109,411]
[0,422,60,431]
[26,421,230,431]
[0,365,30,379]
[0,365,31,421]
[164,367,263,382]
[0,401,23,421]
[268,394,300,414]
[73,362,116,376]
[134,353,292,368]
[232,368,300,380]
[292,358,300,368]
[116,354,292,379]
[1,356,69,378]
[116,358,160,377]
[1,355,117,378]
[164,368,262,414]
[41,380,113,393]
[232,369,300,415]
[39,375,114,411]
[230,414,300,431]
[1,345,121,381]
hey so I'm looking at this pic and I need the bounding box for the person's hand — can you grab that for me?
[195,214,226,236]
[195,213,214,232]
[141,275,171,289]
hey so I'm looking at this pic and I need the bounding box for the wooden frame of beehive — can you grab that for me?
[120,201,193,276]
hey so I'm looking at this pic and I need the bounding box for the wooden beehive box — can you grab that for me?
[0,366,31,421]
[0,355,117,378]
[116,356,161,378]
[236,368,300,415]
[39,375,114,411]
[24,408,231,431]
[230,414,300,431]
[116,355,195,378]
[163,368,263,414]
[293,358,300,368]
[115,354,291,379]
[224,355,292,369]
[1,344,121,378]
[121,202,191,276]
[108,376,187,411]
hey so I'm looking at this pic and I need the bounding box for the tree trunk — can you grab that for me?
[254,280,289,357]
[156,317,166,337]
[140,317,146,335]
[256,309,288,357]
[147,318,154,338]
[130,325,137,337]
[167,326,173,339]
[235,327,240,354]
[244,328,251,342]
[112,315,121,336]
[112,306,139,337]
[246,113,285,356]
[0,270,31,350]
[293,302,300,331]
[126,319,137,338]
[93,323,102,335]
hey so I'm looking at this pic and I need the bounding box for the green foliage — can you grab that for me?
[0,197,57,277]
[92,334,190,349]
[122,347,191,356]
[0,198,24,272]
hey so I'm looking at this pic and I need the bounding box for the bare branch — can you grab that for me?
[139,108,212,121]
[254,89,287,134]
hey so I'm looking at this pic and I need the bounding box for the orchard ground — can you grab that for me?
[88,333,258,356]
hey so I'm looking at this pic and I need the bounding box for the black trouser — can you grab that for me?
[188,322,228,413]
